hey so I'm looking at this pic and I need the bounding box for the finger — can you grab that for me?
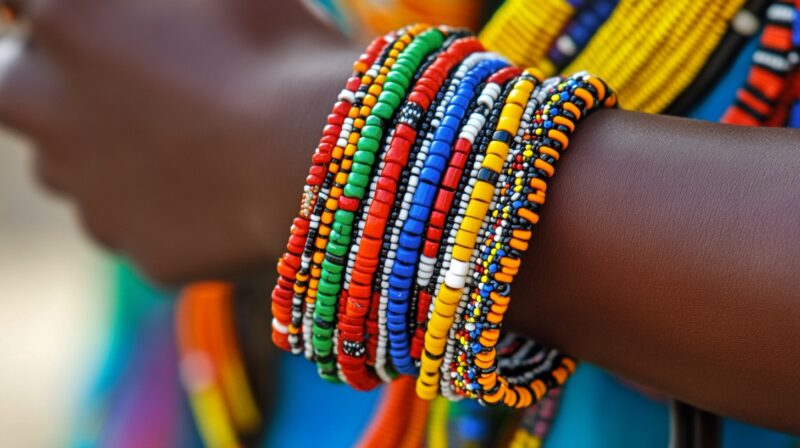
[0,36,63,137]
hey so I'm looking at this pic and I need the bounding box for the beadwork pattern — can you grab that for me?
[272,25,617,410]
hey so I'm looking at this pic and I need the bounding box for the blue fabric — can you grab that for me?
[73,263,184,447]
[546,365,669,447]
[687,37,760,122]
[264,353,381,448]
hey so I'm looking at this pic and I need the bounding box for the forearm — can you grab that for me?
[506,110,800,433]
[245,40,358,262]
[264,56,800,430]
[263,62,800,429]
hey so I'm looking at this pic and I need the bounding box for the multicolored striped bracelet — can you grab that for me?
[271,23,619,411]
[312,25,439,381]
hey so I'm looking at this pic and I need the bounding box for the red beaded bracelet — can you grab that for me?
[337,36,485,390]
[271,35,390,351]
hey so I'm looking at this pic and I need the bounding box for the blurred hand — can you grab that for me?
[0,0,356,283]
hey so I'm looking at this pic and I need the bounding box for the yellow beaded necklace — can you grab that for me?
[480,0,747,113]
[480,0,576,76]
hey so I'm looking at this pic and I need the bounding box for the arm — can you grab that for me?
[0,0,350,280]
[508,111,800,434]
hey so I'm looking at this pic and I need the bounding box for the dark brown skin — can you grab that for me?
[0,0,349,280]
[510,111,800,433]
[1,0,799,435]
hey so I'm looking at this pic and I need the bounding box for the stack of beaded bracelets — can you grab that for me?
[272,24,617,409]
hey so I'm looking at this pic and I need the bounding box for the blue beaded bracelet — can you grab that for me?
[387,55,509,375]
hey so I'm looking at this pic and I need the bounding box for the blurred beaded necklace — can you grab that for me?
[482,0,750,113]
[176,284,262,447]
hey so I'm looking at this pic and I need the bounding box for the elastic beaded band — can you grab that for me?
[376,60,461,378]
[416,69,543,400]
[372,59,466,381]
[272,35,391,352]
[338,122,399,385]
[375,49,481,380]
[316,25,440,380]
[387,53,510,376]
[339,65,428,386]
[271,23,623,412]
[338,33,478,389]
[451,82,543,398]
[438,78,523,400]
[460,75,579,406]
[304,24,431,377]
[342,39,457,381]
[299,30,410,361]
[363,33,475,380]
[312,25,446,381]
[448,74,542,400]
[465,73,617,408]
[410,67,521,364]
[338,41,447,387]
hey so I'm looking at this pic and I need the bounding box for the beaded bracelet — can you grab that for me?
[455,75,577,405]
[446,74,542,400]
[302,24,430,374]
[312,25,446,381]
[340,36,459,382]
[338,33,479,389]
[338,122,399,384]
[372,55,466,382]
[459,73,617,408]
[376,46,478,378]
[338,40,449,386]
[272,34,391,353]
[312,28,444,376]
[362,32,476,381]
[454,87,571,396]
[448,74,543,398]
[410,66,520,371]
[372,86,440,382]
[376,58,462,379]
[342,31,466,387]
[409,89,484,363]
[387,53,510,376]
[374,49,486,380]
[435,77,522,401]
[271,23,621,411]
[416,69,543,400]
[298,29,412,361]
[382,51,483,378]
